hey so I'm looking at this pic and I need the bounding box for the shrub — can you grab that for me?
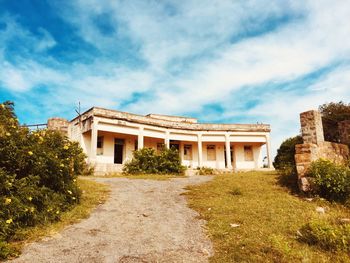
[0,101,89,259]
[123,147,185,175]
[273,136,303,190]
[299,220,350,252]
[307,159,350,203]
[197,167,215,175]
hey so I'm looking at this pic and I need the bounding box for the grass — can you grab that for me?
[7,178,109,257]
[185,171,350,263]
[92,173,187,181]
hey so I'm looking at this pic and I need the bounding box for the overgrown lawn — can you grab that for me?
[185,171,350,262]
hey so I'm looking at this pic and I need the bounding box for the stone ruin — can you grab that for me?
[295,110,350,191]
[47,117,69,136]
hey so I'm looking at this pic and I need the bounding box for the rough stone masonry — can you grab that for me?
[295,110,350,191]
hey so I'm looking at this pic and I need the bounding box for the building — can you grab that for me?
[48,107,272,174]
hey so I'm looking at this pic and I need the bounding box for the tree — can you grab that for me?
[319,101,350,142]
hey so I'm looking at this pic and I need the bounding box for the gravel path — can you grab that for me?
[10,176,213,263]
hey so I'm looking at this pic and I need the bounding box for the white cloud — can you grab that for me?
[2,0,350,157]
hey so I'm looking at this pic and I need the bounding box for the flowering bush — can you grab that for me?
[0,101,88,258]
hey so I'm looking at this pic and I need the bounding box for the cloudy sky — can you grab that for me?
[1,0,350,156]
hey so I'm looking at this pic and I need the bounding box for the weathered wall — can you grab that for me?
[338,120,350,145]
[295,110,350,191]
[47,117,69,136]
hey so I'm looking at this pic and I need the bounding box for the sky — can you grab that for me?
[1,0,350,157]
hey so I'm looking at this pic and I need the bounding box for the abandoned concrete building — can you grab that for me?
[48,107,272,174]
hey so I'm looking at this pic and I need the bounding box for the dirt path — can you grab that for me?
[10,176,213,263]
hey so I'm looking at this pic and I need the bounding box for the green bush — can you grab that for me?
[123,147,185,175]
[197,167,215,175]
[0,101,89,259]
[299,220,350,252]
[307,159,350,203]
[274,136,303,190]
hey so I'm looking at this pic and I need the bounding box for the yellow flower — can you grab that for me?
[24,208,28,212]
[73,179,76,182]
[63,145,69,150]
[7,182,12,187]
[72,197,76,200]
[56,210,60,214]
[28,196,33,201]
[28,151,33,156]
[60,164,65,168]
[6,132,11,136]
[6,219,13,224]
[4,198,11,205]
[67,190,72,195]
[30,207,35,213]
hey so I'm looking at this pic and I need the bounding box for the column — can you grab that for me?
[197,133,203,167]
[164,130,170,149]
[225,133,232,169]
[138,126,144,150]
[266,134,273,168]
[90,118,98,163]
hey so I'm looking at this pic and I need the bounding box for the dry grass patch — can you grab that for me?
[185,171,350,263]
[7,178,109,257]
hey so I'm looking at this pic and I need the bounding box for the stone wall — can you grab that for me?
[339,120,350,145]
[47,117,69,136]
[295,110,350,191]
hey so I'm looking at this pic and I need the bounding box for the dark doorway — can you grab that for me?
[170,141,180,152]
[114,139,124,164]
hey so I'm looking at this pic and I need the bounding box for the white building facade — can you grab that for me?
[57,107,272,174]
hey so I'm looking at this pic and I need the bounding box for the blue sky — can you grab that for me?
[1,0,350,155]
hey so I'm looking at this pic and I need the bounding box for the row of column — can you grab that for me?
[136,128,235,169]
[91,122,272,169]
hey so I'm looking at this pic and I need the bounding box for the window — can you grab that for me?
[97,136,103,155]
[244,145,254,161]
[157,143,165,153]
[207,145,216,161]
[184,144,192,160]
[97,136,103,148]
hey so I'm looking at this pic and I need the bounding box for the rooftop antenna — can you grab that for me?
[75,101,82,129]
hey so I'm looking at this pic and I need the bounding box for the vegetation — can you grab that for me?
[273,135,303,190]
[299,219,350,252]
[0,101,91,259]
[319,101,350,143]
[197,166,215,175]
[307,159,350,203]
[185,171,350,262]
[3,178,109,259]
[123,147,185,175]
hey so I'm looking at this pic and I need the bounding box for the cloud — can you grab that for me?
[1,0,350,156]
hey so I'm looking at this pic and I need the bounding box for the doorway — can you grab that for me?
[114,139,124,164]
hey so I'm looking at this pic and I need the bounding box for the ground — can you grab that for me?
[9,176,213,263]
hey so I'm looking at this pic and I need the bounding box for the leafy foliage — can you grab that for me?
[0,101,89,259]
[123,147,185,175]
[307,159,350,203]
[273,136,303,190]
[197,166,215,175]
[299,220,350,252]
[319,101,350,143]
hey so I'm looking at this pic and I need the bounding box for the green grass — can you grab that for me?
[92,173,187,181]
[185,171,350,263]
[7,178,109,257]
